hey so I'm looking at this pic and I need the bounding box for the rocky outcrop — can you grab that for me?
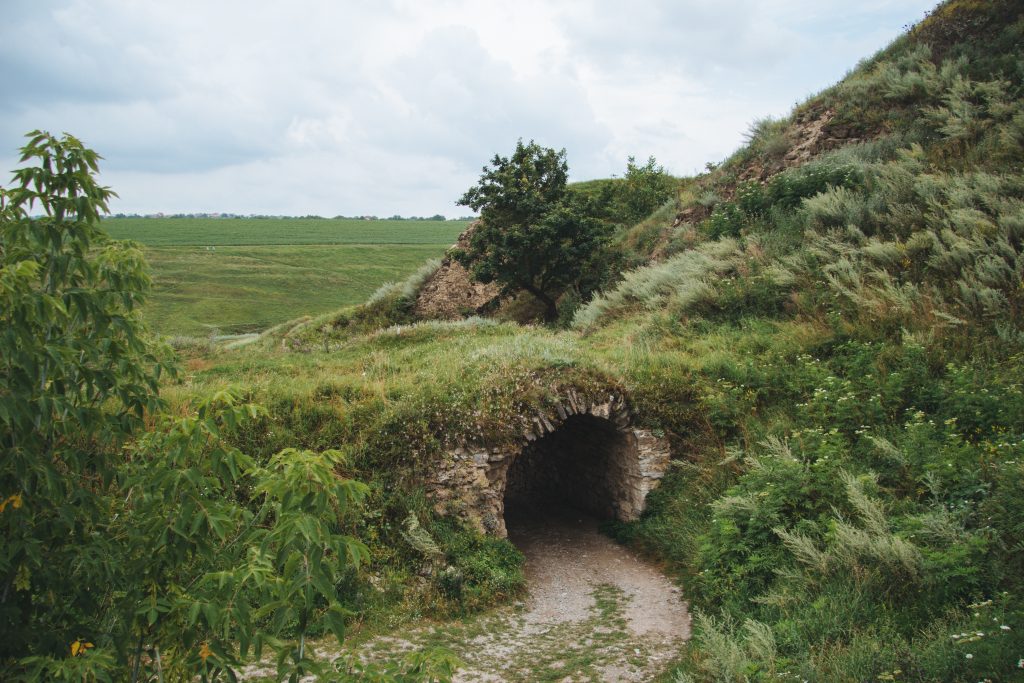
[674,107,877,229]
[426,391,671,537]
[737,108,872,185]
[414,222,500,320]
[784,108,871,167]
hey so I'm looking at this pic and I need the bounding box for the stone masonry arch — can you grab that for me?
[428,391,671,537]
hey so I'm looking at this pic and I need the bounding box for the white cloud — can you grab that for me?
[0,0,937,216]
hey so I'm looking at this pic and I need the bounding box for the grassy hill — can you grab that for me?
[161,1,1024,679]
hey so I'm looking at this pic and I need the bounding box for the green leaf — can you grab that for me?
[311,571,336,602]
[324,605,348,645]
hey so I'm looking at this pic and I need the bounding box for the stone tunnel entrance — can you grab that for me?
[504,414,635,521]
[428,392,672,537]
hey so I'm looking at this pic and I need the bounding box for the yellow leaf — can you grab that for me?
[14,564,30,592]
[0,493,21,513]
[71,640,81,657]
[199,642,212,661]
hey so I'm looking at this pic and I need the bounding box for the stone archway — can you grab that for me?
[504,413,643,520]
[428,392,671,537]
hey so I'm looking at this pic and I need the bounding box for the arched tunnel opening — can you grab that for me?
[427,394,669,539]
[502,414,638,530]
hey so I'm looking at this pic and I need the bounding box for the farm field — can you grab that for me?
[104,218,469,335]
[103,216,467,246]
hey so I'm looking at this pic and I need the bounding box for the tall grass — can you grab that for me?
[578,4,1024,680]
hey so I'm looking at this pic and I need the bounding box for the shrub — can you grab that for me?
[735,180,769,216]
[703,202,747,239]
[766,161,864,211]
[612,155,678,225]
[429,520,525,613]
[456,140,613,321]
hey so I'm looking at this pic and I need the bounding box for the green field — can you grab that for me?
[103,218,469,335]
[103,217,466,246]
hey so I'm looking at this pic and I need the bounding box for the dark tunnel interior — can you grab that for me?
[503,414,632,524]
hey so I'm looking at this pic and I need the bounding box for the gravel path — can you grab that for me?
[357,505,691,682]
[506,504,690,640]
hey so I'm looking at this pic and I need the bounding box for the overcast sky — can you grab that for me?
[1,1,936,217]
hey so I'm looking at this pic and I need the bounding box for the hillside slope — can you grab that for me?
[180,1,1024,680]
[575,1,1024,679]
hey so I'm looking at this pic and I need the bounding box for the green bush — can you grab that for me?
[612,155,678,225]
[429,520,525,613]
[703,202,747,239]
[768,161,865,211]
[735,180,769,216]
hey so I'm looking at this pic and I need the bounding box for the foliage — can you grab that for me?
[0,130,169,670]
[611,155,678,225]
[455,140,613,321]
[11,0,1024,680]
[102,397,372,683]
[568,156,677,228]
[566,3,1024,679]
[703,202,747,240]
[429,519,525,613]
[457,139,568,232]
[0,133,454,682]
[702,160,865,240]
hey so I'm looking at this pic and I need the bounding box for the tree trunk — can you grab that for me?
[542,299,558,323]
[523,284,558,323]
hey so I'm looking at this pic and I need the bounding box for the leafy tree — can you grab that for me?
[455,140,612,322]
[0,131,169,672]
[0,132,455,682]
[613,155,676,225]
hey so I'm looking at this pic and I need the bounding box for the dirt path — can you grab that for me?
[364,505,690,682]
[507,505,690,638]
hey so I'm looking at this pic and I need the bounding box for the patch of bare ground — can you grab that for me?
[357,506,690,682]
